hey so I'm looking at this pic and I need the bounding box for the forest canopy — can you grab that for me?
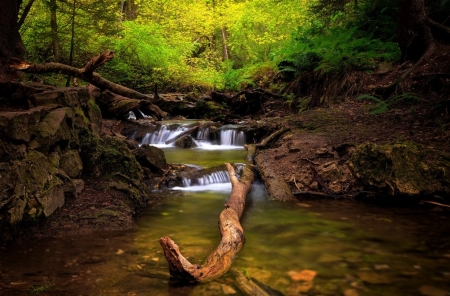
[10,0,450,92]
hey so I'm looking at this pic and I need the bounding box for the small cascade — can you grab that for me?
[182,170,230,187]
[196,127,210,141]
[220,129,246,146]
[139,124,188,146]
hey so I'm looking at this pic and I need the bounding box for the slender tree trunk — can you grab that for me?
[50,0,61,62]
[221,26,229,60]
[17,0,36,30]
[66,0,76,86]
[397,0,433,61]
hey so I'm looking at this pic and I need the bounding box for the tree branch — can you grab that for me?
[9,51,167,119]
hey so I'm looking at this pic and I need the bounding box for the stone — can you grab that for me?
[133,144,167,173]
[33,108,71,152]
[174,135,198,148]
[357,271,393,284]
[64,179,85,199]
[60,150,83,178]
[0,107,44,142]
[288,269,317,281]
[418,285,447,296]
[319,162,341,182]
[348,143,450,198]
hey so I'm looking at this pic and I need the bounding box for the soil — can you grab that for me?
[3,44,450,241]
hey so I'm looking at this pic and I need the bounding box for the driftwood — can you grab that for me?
[231,268,273,296]
[9,51,166,120]
[160,162,254,282]
[165,124,200,145]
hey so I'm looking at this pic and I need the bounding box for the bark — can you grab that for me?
[9,52,167,119]
[160,162,255,282]
[397,0,433,61]
[50,0,61,61]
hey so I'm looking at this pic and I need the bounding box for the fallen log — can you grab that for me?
[9,51,166,120]
[165,124,200,145]
[160,162,254,282]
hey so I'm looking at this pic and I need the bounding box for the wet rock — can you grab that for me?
[357,271,393,284]
[174,135,198,148]
[133,144,167,173]
[418,285,447,296]
[288,270,317,281]
[348,143,450,198]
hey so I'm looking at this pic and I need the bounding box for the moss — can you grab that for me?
[348,142,450,198]
[78,126,143,180]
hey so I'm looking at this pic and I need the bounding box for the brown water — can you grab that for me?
[1,147,449,296]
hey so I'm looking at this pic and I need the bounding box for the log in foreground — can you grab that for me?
[160,162,255,282]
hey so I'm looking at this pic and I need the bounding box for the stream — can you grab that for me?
[1,121,449,296]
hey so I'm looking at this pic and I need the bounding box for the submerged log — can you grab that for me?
[160,162,255,282]
[9,51,166,120]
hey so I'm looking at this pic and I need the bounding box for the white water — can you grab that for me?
[138,122,246,150]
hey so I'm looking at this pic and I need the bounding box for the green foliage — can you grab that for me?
[357,92,421,114]
[30,281,53,294]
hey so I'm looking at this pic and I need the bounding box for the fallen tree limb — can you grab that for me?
[9,51,166,120]
[160,162,254,282]
[255,127,290,148]
[165,124,200,145]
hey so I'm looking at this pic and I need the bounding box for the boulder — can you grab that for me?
[348,143,450,198]
[60,150,83,178]
[133,144,167,173]
[174,135,198,148]
[0,107,44,142]
[30,108,71,152]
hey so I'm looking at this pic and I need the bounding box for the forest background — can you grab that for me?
[16,0,448,97]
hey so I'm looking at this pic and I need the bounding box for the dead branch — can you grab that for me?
[427,18,450,35]
[9,52,166,120]
[165,124,200,145]
[160,162,254,282]
[255,127,290,148]
[421,200,450,209]
[309,164,336,198]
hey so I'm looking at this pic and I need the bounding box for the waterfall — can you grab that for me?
[139,124,187,146]
[197,127,210,140]
[220,129,246,146]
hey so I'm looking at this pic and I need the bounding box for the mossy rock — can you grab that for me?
[78,127,143,180]
[132,144,167,173]
[348,142,450,198]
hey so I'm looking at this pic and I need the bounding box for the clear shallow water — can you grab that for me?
[1,147,449,295]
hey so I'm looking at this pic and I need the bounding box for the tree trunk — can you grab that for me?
[17,0,36,30]
[0,0,25,80]
[50,0,61,61]
[397,0,433,61]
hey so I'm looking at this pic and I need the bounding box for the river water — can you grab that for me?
[1,122,449,296]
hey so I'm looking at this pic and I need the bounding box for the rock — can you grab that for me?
[319,162,341,182]
[418,285,447,296]
[318,253,342,263]
[31,108,71,152]
[0,107,44,142]
[344,289,360,296]
[255,150,293,201]
[357,271,393,284]
[174,135,198,148]
[132,144,167,173]
[63,179,85,199]
[288,269,317,281]
[60,150,83,178]
[348,143,450,198]
[0,142,26,161]
[86,98,103,135]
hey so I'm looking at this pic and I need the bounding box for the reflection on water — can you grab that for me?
[1,147,449,295]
